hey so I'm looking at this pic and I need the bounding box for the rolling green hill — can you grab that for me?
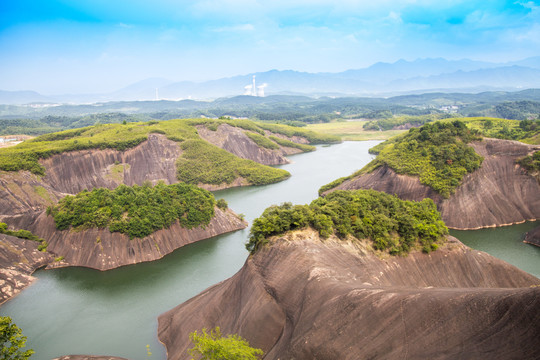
[0,118,338,187]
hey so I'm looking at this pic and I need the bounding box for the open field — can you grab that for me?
[306,121,406,141]
[0,135,34,148]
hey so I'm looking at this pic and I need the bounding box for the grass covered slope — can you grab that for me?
[176,140,290,186]
[247,189,448,256]
[0,118,333,187]
[458,117,540,144]
[320,121,484,198]
[48,182,216,239]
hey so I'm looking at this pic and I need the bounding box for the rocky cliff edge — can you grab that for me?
[326,138,540,229]
[158,229,540,360]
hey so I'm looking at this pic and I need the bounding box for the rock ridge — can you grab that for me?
[5,207,246,271]
[0,234,52,304]
[158,230,540,360]
[326,138,540,229]
[196,124,303,165]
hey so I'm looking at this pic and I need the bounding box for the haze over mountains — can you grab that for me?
[3,57,540,105]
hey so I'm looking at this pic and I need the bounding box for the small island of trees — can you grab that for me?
[48,182,217,239]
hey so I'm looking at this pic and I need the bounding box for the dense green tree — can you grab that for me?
[323,120,484,198]
[0,317,34,360]
[188,327,263,360]
[247,189,448,255]
[49,182,217,239]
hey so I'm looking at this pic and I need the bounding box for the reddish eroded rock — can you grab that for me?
[0,234,52,304]
[0,171,65,217]
[4,207,246,271]
[158,230,540,360]
[196,124,303,165]
[326,138,540,229]
[40,133,182,194]
[524,225,540,247]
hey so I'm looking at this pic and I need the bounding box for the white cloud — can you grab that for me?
[214,24,255,32]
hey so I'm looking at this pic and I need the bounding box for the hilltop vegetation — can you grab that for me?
[320,121,484,198]
[362,113,453,131]
[0,222,48,251]
[518,151,540,181]
[0,118,332,186]
[247,189,448,255]
[176,139,290,186]
[48,182,216,239]
[457,117,540,144]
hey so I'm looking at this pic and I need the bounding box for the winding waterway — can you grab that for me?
[1,141,539,360]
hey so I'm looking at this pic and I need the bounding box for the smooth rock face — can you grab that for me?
[0,171,65,217]
[0,234,52,304]
[524,225,540,247]
[328,138,540,229]
[41,133,182,194]
[158,231,540,360]
[196,124,302,165]
[4,208,246,271]
[0,132,267,273]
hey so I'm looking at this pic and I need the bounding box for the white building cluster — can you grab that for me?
[244,75,267,97]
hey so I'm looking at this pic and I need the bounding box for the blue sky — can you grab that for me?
[1,0,539,94]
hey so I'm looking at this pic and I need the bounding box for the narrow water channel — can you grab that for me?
[1,141,538,360]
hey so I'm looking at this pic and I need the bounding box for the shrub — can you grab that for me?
[268,136,315,152]
[188,327,263,360]
[0,222,48,251]
[321,121,484,198]
[216,198,228,210]
[176,139,290,186]
[0,317,34,359]
[518,151,540,172]
[247,189,448,255]
[244,131,280,150]
[48,182,216,239]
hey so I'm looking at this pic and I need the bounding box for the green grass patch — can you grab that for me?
[176,139,290,186]
[257,122,341,144]
[247,189,448,255]
[306,121,406,141]
[268,136,315,152]
[0,222,48,251]
[0,119,334,188]
[106,163,130,182]
[244,131,280,150]
[445,117,540,144]
[0,120,199,175]
[320,121,483,198]
[33,185,54,204]
[517,150,540,182]
[363,114,452,131]
[47,182,216,239]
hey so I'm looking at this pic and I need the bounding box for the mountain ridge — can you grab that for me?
[3,57,540,104]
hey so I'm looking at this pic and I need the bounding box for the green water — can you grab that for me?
[451,221,540,278]
[1,141,538,360]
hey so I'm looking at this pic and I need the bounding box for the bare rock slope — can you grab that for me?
[4,207,245,271]
[0,234,52,304]
[196,124,302,165]
[524,225,540,247]
[0,129,299,271]
[327,138,540,229]
[41,133,182,194]
[1,129,308,217]
[158,230,540,360]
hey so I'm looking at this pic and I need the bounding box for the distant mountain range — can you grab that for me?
[2,57,540,104]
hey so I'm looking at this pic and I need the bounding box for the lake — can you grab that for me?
[1,140,538,360]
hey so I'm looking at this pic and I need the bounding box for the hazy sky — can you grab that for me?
[1,0,539,94]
